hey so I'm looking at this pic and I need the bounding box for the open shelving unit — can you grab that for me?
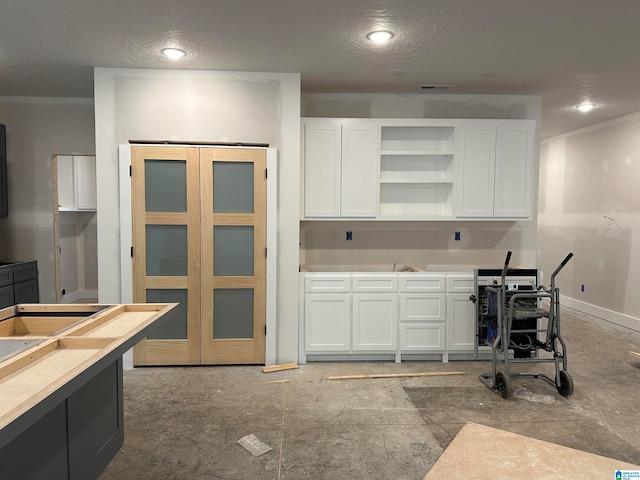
[379,126,455,218]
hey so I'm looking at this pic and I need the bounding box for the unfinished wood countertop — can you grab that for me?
[0,303,176,447]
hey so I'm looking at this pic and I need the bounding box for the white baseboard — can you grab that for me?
[61,289,99,304]
[560,295,640,333]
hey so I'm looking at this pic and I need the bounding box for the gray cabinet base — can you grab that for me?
[0,358,124,480]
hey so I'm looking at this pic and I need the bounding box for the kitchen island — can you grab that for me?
[0,302,176,480]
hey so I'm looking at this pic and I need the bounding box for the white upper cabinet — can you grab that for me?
[494,124,534,218]
[303,118,379,218]
[455,124,496,217]
[57,155,97,211]
[456,120,535,219]
[302,118,536,221]
[303,119,342,217]
[340,120,379,217]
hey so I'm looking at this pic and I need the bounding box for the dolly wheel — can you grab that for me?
[496,371,513,399]
[557,371,574,397]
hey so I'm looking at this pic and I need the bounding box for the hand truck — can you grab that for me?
[479,251,574,399]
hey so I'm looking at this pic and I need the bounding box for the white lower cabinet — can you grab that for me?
[302,271,475,361]
[400,323,445,351]
[304,294,351,351]
[398,293,446,354]
[446,293,476,352]
[352,294,397,351]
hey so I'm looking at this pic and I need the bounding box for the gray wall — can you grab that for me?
[300,93,542,269]
[539,113,640,329]
[94,68,301,363]
[0,97,95,303]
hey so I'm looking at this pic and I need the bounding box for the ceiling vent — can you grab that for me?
[419,84,454,90]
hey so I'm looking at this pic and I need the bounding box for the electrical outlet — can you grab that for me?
[581,284,585,292]
[455,231,461,241]
[346,231,352,241]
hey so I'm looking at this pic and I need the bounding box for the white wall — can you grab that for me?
[94,68,301,363]
[301,93,542,268]
[0,97,95,302]
[539,112,640,330]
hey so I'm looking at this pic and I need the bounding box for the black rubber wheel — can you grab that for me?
[496,371,513,399]
[557,370,574,397]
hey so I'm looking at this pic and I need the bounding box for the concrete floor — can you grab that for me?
[100,307,640,480]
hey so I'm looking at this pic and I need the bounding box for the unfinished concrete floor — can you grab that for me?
[99,307,640,479]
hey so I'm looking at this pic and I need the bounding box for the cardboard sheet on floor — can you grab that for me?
[236,434,272,457]
[423,422,640,479]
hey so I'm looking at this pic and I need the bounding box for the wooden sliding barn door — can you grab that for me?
[199,148,266,364]
[131,145,266,365]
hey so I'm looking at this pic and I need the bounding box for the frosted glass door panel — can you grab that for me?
[213,289,254,339]
[213,162,254,213]
[146,289,188,339]
[145,160,187,212]
[146,225,188,276]
[213,226,254,276]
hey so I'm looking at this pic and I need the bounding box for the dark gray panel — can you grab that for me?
[213,161,254,213]
[0,284,14,308]
[145,289,188,339]
[14,279,39,303]
[144,159,187,212]
[213,225,254,276]
[145,225,188,276]
[213,289,254,339]
[0,402,69,480]
[0,265,13,287]
[68,360,123,480]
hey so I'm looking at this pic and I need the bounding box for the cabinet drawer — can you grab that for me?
[304,275,350,293]
[351,275,397,292]
[14,278,39,304]
[0,267,12,287]
[446,274,474,292]
[400,323,445,351]
[13,262,37,283]
[399,275,445,293]
[399,294,445,321]
[0,284,14,308]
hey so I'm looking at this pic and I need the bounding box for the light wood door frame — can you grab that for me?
[199,148,267,364]
[131,146,202,365]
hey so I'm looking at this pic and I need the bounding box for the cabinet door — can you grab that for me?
[57,155,75,209]
[304,294,351,351]
[0,285,14,308]
[399,323,445,352]
[494,123,534,218]
[75,155,97,210]
[352,293,397,351]
[341,120,379,217]
[399,294,445,321]
[446,293,475,351]
[303,119,341,217]
[14,279,38,304]
[456,124,496,217]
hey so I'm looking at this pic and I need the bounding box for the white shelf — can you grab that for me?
[380,126,455,153]
[379,183,453,218]
[379,178,453,184]
[59,207,96,212]
[380,150,454,156]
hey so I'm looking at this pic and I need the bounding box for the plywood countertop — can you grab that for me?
[0,303,176,448]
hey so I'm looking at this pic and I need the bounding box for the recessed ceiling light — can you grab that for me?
[161,48,187,60]
[366,30,394,44]
[576,103,595,113]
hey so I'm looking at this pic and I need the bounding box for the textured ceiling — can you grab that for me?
[1,0,639,138]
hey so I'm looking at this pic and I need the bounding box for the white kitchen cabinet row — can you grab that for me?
[302,118,535,220]
[299,272,476,363]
